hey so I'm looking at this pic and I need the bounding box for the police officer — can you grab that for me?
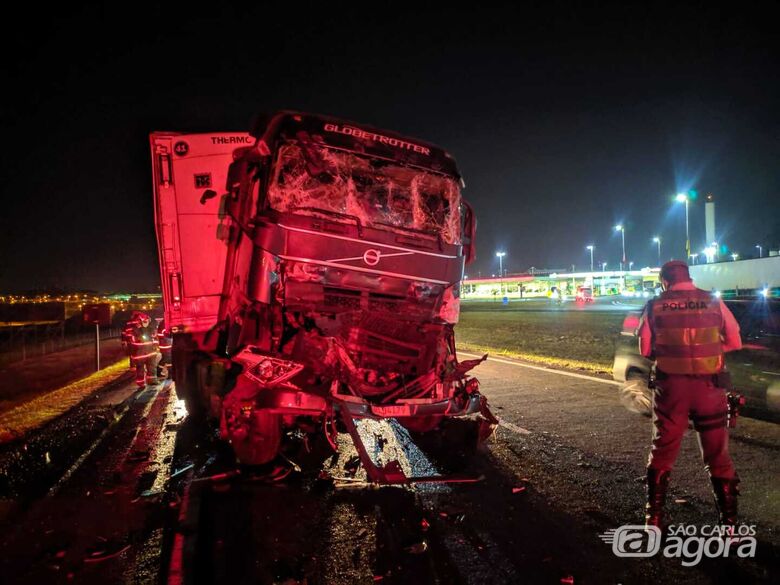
[638,260,742,529]
[130,313,161,387]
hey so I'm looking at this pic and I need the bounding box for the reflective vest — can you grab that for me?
[130,324,159,359]
[648,288,724,375]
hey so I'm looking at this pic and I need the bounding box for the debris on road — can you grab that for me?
[404,541,428,554]
[126,448,150,463]
[192,469,241,484]
[170,463,194,479]
[83,539,131,563]
[344,455,361,477]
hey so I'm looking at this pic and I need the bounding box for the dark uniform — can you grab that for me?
[638,261,742,528]
[121,313,142,369]
[130,315,161,387]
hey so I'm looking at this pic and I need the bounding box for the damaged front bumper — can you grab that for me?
[223,347,498,483]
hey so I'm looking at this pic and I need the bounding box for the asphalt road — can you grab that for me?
[1,355,778,584]
[457,352,780,582]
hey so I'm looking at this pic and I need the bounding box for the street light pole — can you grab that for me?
[653,237,661,266]
[614,225,626,271]
[756,245,763,258]
[676,193,690,259]
[685,198,689,258]
[496,252,506,296]
[586,245,594,272]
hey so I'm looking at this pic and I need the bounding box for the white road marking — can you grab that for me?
[498,419,532,435]
[459,351,623,387]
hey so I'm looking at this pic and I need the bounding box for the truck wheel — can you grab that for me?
[177,359,208,421]
[620,372,652,416]
[171,337,209,421]
[232,410,282,466]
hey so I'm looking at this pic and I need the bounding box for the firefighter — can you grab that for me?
[638,260,742,529]
[130,313,161,387]
[156,318,172,379]
[121,311,142,369]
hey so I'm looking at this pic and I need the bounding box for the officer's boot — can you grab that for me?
[645,468,671,530]
[711,475,739,528]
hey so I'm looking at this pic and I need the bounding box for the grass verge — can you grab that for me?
[0,359,130,443]
[456,308,626,375]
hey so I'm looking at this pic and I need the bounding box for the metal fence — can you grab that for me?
[0,326,121,367]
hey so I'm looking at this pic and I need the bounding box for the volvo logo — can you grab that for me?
[363,249,381,266]
[326,248,414,266]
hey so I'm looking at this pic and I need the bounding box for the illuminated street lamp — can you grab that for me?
[675,193,690,258]
[629,261,634,270]
[756,245,763,258]
[586,245,594,272]
[690,253,699,265]
[731,253,739,261]
[496,252,506,295]
[614,225,626,271]
[602,262,607,272]
[652,237,661,266]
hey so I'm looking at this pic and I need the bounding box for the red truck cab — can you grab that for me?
[150,112,493,482]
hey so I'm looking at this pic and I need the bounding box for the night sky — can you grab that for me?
[1,3,778,292]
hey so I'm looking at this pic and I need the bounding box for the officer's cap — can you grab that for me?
[660,260,692,284]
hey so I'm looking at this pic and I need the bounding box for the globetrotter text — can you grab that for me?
[323,123,431,155]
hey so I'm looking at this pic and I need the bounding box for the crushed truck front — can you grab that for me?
[152,112,493,481]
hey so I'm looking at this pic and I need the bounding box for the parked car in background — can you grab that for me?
[575,286,594,303]
[613,297,780,421]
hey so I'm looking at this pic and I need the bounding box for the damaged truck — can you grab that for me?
[150,112,495,483]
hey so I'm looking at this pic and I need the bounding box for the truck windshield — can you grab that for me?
[267,141,462,244]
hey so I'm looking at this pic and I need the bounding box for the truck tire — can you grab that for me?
[620,372,652,416]
[233,410,282,465]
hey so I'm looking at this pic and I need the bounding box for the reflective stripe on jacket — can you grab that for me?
[130,324,159,357]
[648,288,724,375]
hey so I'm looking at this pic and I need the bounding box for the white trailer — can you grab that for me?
[690,256,780,293]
